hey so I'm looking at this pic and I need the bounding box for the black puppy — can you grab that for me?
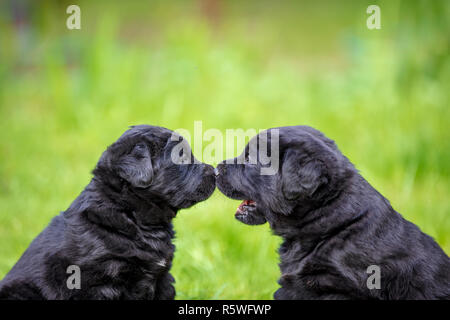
[0,125,215,300]
[216,126,450,299]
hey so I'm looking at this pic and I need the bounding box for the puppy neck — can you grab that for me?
[269,178,363,246]
[89,177,177,226]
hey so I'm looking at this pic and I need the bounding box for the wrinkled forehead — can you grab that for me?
[248,126,327,154]
[118,125,174,146]
[248,128,289,149]
[258,126,325,143]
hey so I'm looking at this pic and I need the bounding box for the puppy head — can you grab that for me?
[95,125,216,210]
[216,126,354,226]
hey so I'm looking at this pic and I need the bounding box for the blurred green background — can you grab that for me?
[0,0,449,299]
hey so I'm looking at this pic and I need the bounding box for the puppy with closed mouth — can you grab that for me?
[216,126,450,300]
[0,125,216,300]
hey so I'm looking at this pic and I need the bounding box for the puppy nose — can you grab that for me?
[203,164,215,175]
[216,163,227,175]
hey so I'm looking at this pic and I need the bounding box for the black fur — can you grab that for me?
[216,125,450,300]
[0,125,216,300]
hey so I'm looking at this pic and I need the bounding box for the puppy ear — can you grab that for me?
[117,143,153,188]
[281,150,327,201]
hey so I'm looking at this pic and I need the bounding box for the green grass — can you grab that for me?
[0,0,449,299]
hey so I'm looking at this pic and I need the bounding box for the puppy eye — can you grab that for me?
[179,148,184,157]
[135,143,146,150]
[132,143,147,158]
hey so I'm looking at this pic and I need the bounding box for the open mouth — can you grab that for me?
[236,200,256,216]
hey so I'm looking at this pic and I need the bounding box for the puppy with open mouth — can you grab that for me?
[216,126,450,300]
[0,125,216,300]
[235,200,265,225]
